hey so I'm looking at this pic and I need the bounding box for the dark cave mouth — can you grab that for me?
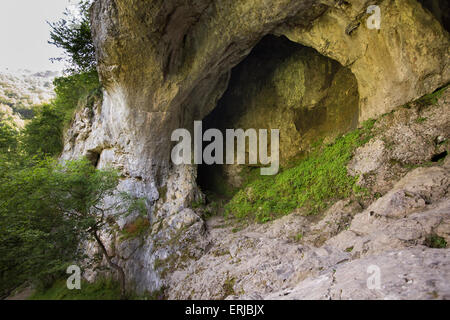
[417,0,450,32]
[431,151,448,162]
[196,34,360,197]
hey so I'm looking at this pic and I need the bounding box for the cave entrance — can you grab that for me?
[417,0,450,32]
[197,35,360,199]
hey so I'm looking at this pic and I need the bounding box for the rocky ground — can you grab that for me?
[166,87,450,300]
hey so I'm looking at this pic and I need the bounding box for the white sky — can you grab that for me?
[0,0,74,72]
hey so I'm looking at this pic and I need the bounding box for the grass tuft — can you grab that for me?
[29,278,121,300]
[424,234,447,249]
[120,217,150,241]
[224,120,374,223]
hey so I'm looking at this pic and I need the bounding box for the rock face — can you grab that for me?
[265,248,450,300]
[199,34,359,188]
[62,0,450,297]
[204,35,359,163]
[168,96,450,299]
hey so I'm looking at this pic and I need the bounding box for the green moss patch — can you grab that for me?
[120,216,150,241]
[29,278,165,300]
[224,120,374,223]
[424,234,447,249]
[29,278,121,300]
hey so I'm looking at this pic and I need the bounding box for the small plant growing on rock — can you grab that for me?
[424,234,447,249]
[294,232,303,242]
[222,274,236,299]
[415,84,449,108]
[120,216,151,241]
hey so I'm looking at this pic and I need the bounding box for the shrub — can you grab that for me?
[53,70,102,125]
[21,104,64,157]
[0,115,19,156]
[120,217,151,241]
[424,234,447,249]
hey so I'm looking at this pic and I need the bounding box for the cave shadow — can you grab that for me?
[196,34,360,200]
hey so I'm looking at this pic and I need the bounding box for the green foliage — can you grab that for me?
[29,278,121,300]
[29,277,165,300]
[424,234,447,249]
[120,216,151,241]
[21,69,102,159]
[0,157,82,296]
[415,84,449,107]
[48,0,96,73]
[0,115,19,157]
[53,70,102,125]
[48,1,102,129]
[415,117,427,123]
[0,156,143,297]
[12,106,35,120]
[222,275,236,298]
[21,104,64,157]
[225,121,374,223]
[294,232,303,242]
[191,199,205,209]
[0,2,122,297]
[402,83,449,109]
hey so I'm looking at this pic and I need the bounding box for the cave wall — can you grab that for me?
[61,0,450,293]
[279,0,449,120]
[200,34,359,190]
[417,0,450,32]
[204,35,359,160]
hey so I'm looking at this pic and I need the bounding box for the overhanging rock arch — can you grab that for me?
[61,0,450,292]
[277,0,449,120]
[197,34,360,194]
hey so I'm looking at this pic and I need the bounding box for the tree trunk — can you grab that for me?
[93,231,126,299]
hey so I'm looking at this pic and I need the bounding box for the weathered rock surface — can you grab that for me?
[168,139,450,300]
[61,0,450,296]
[282,0,450,120]
[265,248,450,300]
[348,88,450,194]
[204,35,359,165]
[166,92,449,299]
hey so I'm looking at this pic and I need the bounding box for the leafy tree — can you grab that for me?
[48,0,102,128]
[21,104,64,157]
[47,159,145,298]
[0,114,19,157]
[0,157,81,297]
[0,0,138,299]
[0,0,137,300]
[53,70,101,123]
[0,157,144,298]
[48,0,96,73]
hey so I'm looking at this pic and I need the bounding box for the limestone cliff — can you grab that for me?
[61,0,450,298]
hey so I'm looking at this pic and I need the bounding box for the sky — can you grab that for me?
[0,0,75,73]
